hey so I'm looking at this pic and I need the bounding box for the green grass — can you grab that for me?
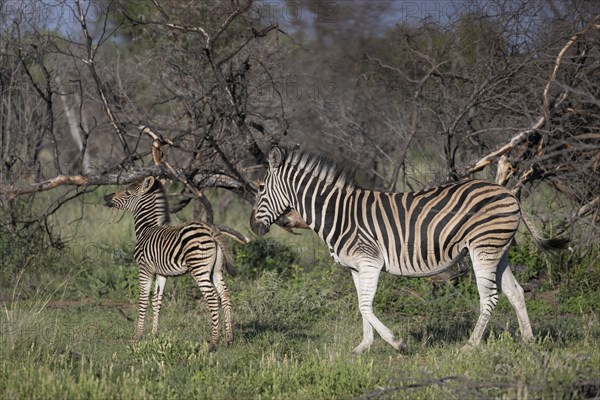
[1,189,599,399]
[2,247,599,399]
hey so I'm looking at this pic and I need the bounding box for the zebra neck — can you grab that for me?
[132,193,170,238]
[293,185,349,245]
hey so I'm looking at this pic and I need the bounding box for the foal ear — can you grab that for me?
[267,146,283,169]
[141,176,155,193]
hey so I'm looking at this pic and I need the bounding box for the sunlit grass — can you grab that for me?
[2,187,599,399]
[1,287,598,399]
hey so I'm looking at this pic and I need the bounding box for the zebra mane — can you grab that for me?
[148,179,171,225]
[281,147,356,190]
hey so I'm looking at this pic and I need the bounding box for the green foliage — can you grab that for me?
[558,250,600,315]
[509,237,550,282]
[0,200,57,285]
[127,335,207,365]
[232,237,301,278]
[509,236,600,315]
[2,282,599,399]
[85,242,139,300]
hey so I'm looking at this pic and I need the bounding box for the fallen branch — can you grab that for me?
[358,375,542,400]
[0,168,161,199]
[557,195,600,234]
[0,168,246,200]
[575,195,600,218]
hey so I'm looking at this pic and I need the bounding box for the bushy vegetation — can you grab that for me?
[1,195,599,399]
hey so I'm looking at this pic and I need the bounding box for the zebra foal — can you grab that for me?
[250,146,568,353]
[104,176,233,350]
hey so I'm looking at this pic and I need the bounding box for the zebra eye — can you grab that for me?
[258,183,265,192]
[124,190,131,196]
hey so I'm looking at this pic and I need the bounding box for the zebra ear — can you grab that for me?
[267,147,282,169]
[141,176,155,193]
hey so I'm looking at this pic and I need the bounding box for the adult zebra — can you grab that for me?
[105,176,234,350]
[250,146,568,353]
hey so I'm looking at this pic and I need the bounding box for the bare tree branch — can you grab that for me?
[75,0,131,157]
[543,15,600,123]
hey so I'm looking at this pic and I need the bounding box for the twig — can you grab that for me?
[75,0,131,157]
[117,308,134,322]
[461,17,599,179]
[139,125,216,223]
[209,0,253,50]
[543,16,600,124]
[389,61,447,191]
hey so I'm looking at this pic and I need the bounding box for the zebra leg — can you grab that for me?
[151,275,167,336]
[463,251,501,351]
[351,270,374,353]
[211,250,233,346]
[191,267,221,351]
[136,270,153,339]
[497,252,534,342]
[353,266,406,354]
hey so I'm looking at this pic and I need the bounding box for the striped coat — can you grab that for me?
[105,176,233,350]
[251,146,567,353]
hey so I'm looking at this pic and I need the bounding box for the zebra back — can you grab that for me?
[252,146,567,271]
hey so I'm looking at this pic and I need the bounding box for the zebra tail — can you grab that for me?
[213,231,237,276]
[520,210,569,253]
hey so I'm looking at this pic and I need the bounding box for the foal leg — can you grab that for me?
[151,275,167,336]
[191,265,221,351]
[136,269,153,339]
[212,249,233,345]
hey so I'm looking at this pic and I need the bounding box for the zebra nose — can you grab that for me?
[104,194,115,207]
[250,210,270,236]
[251,221,270,236]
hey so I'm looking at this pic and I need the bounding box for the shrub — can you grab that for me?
[558,249,600,314]
[232,238,300,278]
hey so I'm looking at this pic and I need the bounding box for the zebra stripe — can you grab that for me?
[250,146,567,353]
[105,176,233,350]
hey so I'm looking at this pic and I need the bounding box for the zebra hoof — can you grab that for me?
[522,334,535,343]
[393,339,407,352]
[460,342,478,353]
[352,343,371,354]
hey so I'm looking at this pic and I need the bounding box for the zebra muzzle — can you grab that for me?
[104,194,115,207]
[250,209,270,236]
